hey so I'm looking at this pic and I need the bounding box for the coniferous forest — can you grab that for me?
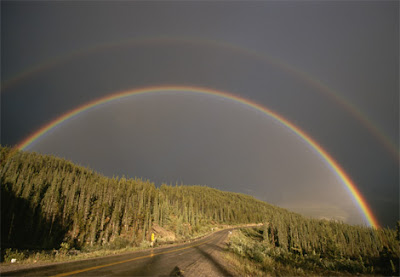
[1,146,399,274]
[1,146,277,250]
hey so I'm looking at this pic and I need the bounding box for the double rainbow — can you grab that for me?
[15,85,380,228]
[4,36,397,160]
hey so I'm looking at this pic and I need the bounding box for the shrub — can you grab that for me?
[4,249,26,263]
[59,242,71,254]
[139,240,151,249]
[109,237,130,250]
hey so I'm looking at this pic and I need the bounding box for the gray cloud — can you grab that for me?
[2,1,398,227]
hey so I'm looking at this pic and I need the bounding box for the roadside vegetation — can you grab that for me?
[224,224,399,276]
[2,242,149,265]
[1,146,399,275]
[1,223,225,265]
[1,146,284,264]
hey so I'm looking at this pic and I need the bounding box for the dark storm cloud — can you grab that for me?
[1,1,398,227]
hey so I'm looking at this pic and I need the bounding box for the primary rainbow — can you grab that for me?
[15,85,380,228]
[3,36,397,159]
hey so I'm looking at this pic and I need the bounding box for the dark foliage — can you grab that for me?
[1,146,398,275]
[0,146,284,250]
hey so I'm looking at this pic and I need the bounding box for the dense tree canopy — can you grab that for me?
[1,146,282,249]
[1,145,398,270]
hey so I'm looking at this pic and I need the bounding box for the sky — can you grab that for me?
[1,1,398,228]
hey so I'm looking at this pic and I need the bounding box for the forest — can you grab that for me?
[1,146,399,274]
[225,224,399,276]
[0,146,281,250]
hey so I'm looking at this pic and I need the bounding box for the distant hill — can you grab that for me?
[1,145,398,271]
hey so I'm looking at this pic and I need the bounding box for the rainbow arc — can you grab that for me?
[3,37,397,159]
[15,85,380,229]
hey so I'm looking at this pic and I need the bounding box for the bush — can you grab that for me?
[3,249,26,263]
[109,237,131,250]
[139,240,151,249]
[59,242,71,254]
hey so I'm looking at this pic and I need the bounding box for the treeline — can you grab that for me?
[0,146,282,250]
[262,214,399,259]
[227,221,399,275]
[1,145,398,273]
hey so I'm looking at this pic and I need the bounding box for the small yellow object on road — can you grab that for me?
[151,233,155,242]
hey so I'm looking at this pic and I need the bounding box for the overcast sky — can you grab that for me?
[1,1,398,227]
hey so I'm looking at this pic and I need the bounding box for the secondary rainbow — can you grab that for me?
[15,85,380,229]
[3,36,397,160]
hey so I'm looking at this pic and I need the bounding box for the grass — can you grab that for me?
[1,244,150,267]
[223,230,315,276]
[223,228,397,276]
[0,223,248,268]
